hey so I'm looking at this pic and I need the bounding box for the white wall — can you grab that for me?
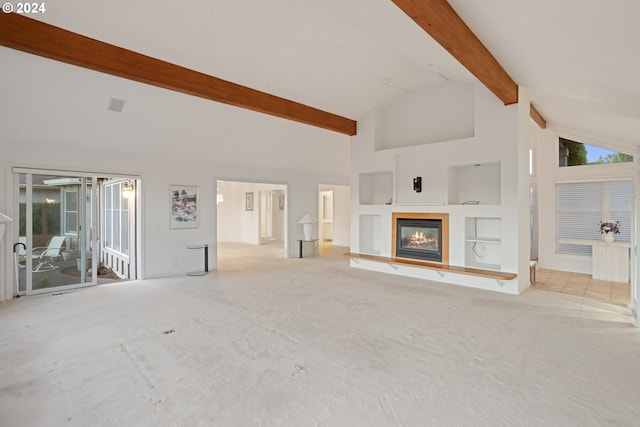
[0,140,349,298]
[271,189,285,243]
[0,45,353,298]
[381,81,475,149]
[350,82,525,294]
[332,185,351,248]
[634,146,640,327]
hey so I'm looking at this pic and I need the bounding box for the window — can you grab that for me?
[530,184,538,260]
[62,188,78,236]
[104,181,129,256]
[556,180,632,256]
[559,137,633,167]
[529,148,534,175]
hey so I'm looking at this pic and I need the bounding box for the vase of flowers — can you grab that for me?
[599,221,620,243]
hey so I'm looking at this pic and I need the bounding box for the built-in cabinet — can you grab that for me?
[359,214,382,255]
[356,161,506,273]
[358,171,393,205]
[358,162,501,207]
[464,217,502,270]
[351,86,522,293]
[592,241,630,283]
[448,162,501,205]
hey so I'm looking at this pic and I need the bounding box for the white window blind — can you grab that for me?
[556,180,631,256]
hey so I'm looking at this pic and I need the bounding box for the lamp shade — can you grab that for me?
[297,214,318,224]
[298,214,317,241]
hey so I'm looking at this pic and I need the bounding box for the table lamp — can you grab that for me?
[298,214,317,241]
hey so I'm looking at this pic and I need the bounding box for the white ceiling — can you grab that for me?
[449,0,640,151]
[1,0,639,169]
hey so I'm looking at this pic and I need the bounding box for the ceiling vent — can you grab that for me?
[107,98,125,113]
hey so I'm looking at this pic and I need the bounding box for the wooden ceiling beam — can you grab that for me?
[391,0,519,105]
[529,103,547,129]
[0,13,357,136]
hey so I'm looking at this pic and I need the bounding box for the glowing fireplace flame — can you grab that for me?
[405,229,438,250]
[411,231,427,243]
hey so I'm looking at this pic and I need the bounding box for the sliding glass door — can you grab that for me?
[15,170,97,294]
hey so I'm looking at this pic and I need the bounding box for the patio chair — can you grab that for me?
[32,236,66,272]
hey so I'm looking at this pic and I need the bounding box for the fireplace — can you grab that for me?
[392,213,449,264]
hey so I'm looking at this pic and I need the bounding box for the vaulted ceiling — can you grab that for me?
[1,0,639,170]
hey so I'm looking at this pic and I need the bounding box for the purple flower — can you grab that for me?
[599,221,620,234]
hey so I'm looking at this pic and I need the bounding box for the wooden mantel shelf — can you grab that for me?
[344,252,517,281]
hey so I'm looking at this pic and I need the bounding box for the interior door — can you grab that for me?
[15,170,97,295]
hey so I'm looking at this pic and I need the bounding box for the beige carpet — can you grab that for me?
[0,243,638,426]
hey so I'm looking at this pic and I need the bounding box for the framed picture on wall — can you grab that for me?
[246,192,254,211]
[170,185,199,229]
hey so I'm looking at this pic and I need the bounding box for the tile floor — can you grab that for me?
[531,268,630,305]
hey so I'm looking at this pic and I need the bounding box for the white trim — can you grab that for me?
[28,282,97,296]
[558,238,630,248]
[12,166,141,180]
[555,177,632,185]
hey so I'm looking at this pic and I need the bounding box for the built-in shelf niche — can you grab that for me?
[359,171,393,205]
[448,161,501,205]
[465,217,502,270]
[359,214,382,255]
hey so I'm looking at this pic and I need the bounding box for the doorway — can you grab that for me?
[13,169,139,295]
[216,180,287,262]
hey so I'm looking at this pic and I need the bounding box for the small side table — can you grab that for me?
[592,241,629,282]
[186,244,209,276]
[297,239,319,258]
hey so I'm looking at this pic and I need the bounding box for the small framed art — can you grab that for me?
[246,192,254,211]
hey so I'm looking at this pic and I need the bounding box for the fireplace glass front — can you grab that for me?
[396,218,442,262]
